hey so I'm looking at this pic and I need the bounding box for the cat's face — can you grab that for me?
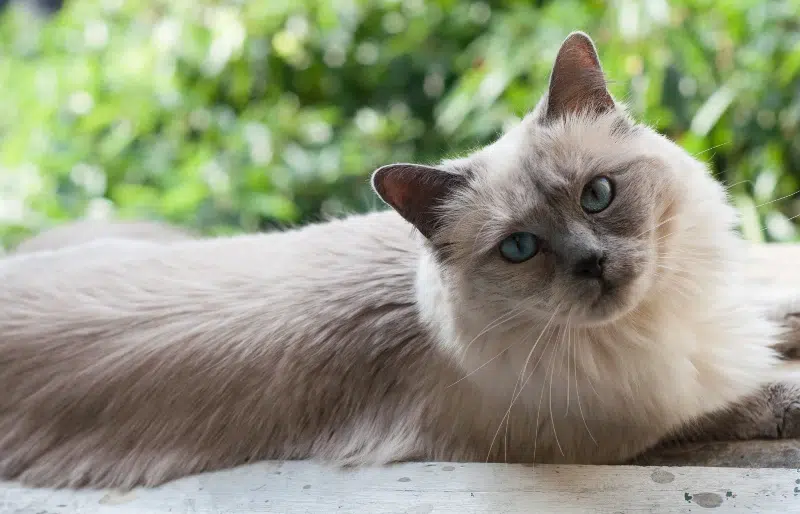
[373,32,714,326]
[436,115,673,325]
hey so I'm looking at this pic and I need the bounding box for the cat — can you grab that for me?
[1,31,799,490]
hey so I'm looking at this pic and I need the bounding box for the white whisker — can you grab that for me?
[486,304,562,462]
[575,327,598,445]
[549,313,571,457]
[693,142,729,157]
[756,189,800,209]
[633,214,681,239]
[448,297,544,389]
[565,325,571,417]
[460,303,527,356]
[532,329,558,463]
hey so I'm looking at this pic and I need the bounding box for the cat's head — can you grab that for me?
[372,32,734,327]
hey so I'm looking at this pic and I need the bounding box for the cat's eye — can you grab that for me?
[499,232,539,263]
[580,176,614,213]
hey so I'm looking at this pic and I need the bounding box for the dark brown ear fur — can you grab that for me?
[371,164,466,239]
[545,31,614,121]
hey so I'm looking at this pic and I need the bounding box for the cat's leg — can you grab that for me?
[676,303,800,443]
[633,378,800,467]
[702,286,800,441]
[675,374,800,443]
[704,285,800,440]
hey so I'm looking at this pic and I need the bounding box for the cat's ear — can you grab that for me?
[371,164,466,239]
[544,31,614,121]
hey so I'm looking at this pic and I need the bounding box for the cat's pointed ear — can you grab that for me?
[371,164,466,239]
[544,31,614,121]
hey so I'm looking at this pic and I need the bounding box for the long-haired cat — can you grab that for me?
[2,32,799,489]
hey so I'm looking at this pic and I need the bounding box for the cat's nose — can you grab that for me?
[573,252,605,279]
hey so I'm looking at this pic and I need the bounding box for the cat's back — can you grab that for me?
[12,219,195,254]
[0,210,420,315]
[163,209,421,291]
[8,209,415,263]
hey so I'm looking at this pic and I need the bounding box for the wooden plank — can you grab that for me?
[0,462,798,513]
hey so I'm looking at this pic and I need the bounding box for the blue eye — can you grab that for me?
[499,232,539,263]
[581,176,614,213]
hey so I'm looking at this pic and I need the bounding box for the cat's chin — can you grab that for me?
[566,278,645,327]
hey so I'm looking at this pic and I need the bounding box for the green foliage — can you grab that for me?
[0,0,798,248]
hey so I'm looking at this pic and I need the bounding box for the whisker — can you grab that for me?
[575,326,598,445]
[632,214,681,239]
[693,142,729,157]
[488,326,556,463]
[508,297,568,399]
[660,251,725,262]
[654,268,703,289]
[533,329,562,462]
[486,304,562,462]
[549,312,571,457]
[512,323,550,399]
[565,324,572,417]
[722,179,752,191]
[503,414,509,464]
[755,189,800,208]
[461,303,528,356]
[448,297,544,389]
[653,273,698,300]
[470,218,496,259]
[501,319,549,463]
[532,328,559,463]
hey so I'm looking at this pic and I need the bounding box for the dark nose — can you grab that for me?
[573,252,605,279]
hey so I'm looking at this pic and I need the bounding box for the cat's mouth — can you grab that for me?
[598,278,614,296]
[575,276,637,325]
[590,278,617,307]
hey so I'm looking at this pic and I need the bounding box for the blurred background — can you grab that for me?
[0,0,798,250]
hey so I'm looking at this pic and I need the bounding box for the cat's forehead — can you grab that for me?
[463,112,640,201]
[484,112,634,174]
[442,112,650,247]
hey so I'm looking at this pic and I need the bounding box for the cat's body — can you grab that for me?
[2,32,800,489]
[1,212,479,487]
[0,206,785,488]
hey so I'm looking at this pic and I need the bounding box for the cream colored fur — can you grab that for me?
[1,32,799,489]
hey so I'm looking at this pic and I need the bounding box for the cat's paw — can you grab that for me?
[719,382,800,440]
[762,382,800,438]
[667,382,800,444]
[628,382,800,466]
